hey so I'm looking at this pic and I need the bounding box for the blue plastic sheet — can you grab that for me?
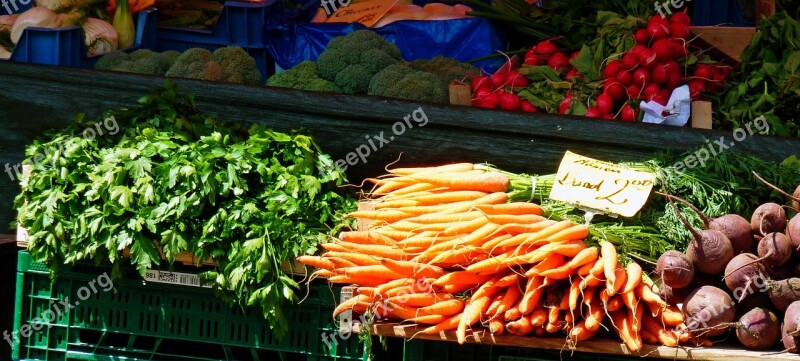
[265,8,506,73]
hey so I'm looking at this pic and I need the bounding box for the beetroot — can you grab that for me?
[782,301,800,352]
[767,278,800,312]
[661,193,735,275]
[769,261,795,280]
[751,203,787,236]
[793,185,800,210]
[661,193,754,255]
[789,214,800,257]
[657,250,695,288]
[757,232,792,267]
[723,253,767,295]
[683,285,736,337]
[736,307,781,350]
[659,283,693,304]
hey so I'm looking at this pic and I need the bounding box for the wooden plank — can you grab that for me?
[689,26,755,62]
[0,234,14,246]
[368,323,797,361]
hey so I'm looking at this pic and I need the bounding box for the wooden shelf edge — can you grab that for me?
[367,323,796,361]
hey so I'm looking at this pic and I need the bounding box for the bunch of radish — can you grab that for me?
[594,11,730,121]
[655,174,800,351]
[470,66,537,112]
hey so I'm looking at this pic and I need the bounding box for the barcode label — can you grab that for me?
[144,269,212,288]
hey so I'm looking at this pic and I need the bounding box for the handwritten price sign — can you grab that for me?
[549,151,656,217]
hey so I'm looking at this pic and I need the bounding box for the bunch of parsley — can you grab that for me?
[15,83,356,337]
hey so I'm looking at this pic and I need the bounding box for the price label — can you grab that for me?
[144,269,212,288]
[327,0,399,27]
[549,151,656,218]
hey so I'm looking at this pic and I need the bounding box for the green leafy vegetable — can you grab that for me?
[15,82,356,338]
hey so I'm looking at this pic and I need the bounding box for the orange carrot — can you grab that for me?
[610,310,641,353]
[311,269,334,278]
[583,286,597,307]
[494,285,522,317]
[342,265,406,279]
[542,224,590,242]
[380,259,445,279]
[321,243,349,252]
[622,262,643,294]
[606,264,627,297]
[506,314,535,335]
[348,210,414,223]
[524,253,566,277]
[489,318,505,334]
[374,278,416,296]
[387,163,475,176]
[419,313,463,334]
[457,295,492,344]
[584,298,604,332]
[485,214,547,225]
[437,192,509,215]
[441,217,490,236]
[296,256,335,270]
[636,282,668,308]
[338,231,396,245]
[433,271,493,287]
[382,182,441,197]
[529,308,548,326]
[488,221,558,240]
[657,305,684,326]
[386,293,451,308]
[606,295,624,312]
[371,180,415,196]
[516,239,586,264]
[428,247,487,268]
[328,275,393,287]
[500,220,574,251]
[328,257,360,269]
[577,260,595,277]
[407,172,510,193]
[601,242,618,294]
[418,299,465,316]
[538,247,598,278]
[568,281,582,312]
[474,203,543,216]
[321,252,378,267]
[333,295,369,317]
[569,320,599,343]
[383,191,489,208]
[337,242,411,260]
[519,276,545,315]
[402,211,484,225]
[486,294,505,317]
[504,307,522,322]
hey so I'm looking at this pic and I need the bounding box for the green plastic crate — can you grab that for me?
[11,251,366,361]
[402,339,643,361]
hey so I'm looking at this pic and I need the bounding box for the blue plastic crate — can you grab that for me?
[156,0,277,49]
[2,7,157,68]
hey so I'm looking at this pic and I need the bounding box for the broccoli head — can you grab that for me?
[94,49,182,75]
[165,47,262,85]
[409,56,480,86]
[368,64,448,103]
[266,61,341,92]
[316,30,403,94]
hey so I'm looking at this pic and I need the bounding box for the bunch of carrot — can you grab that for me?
[297,163,705,351]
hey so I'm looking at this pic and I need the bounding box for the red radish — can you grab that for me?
[620,103,637,122]
[520,101,539,113]
[498,91,522,110]
[618,70,633,85]
[474,87,493,100]
[634,28,650,44]
[604,60,623,79]
[647,18,671,40]
[525,54,546,66]
[666,71,683,90]
[694,64,713,80]
[533,40,558,56]
[630,45,648,58]
[652,39,675,61]
[548,52,570,71]
[595,93,614,115]
[603,79,626,101]
[585,107,603,118]
[648,93,667,106]
[622,53,639,69]
[627,84,642,99]
[566,68,582,81]
[506,71,530,88]
[670,10,691,26]
[570,51,580,59]
[688,80,706,99]
[659,89,672,102]
[476,92,499,109]
[633,68,651,87]
[671,38,688,57]
[639,49,658,69]
[603,113,614,120]
[471,76,491,93]
[558,93,574,114]
[490,72,506,88]
[652,64,670,85]
[643,83,660,99]
[669,22,690,39]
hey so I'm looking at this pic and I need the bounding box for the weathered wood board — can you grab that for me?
[1,62,799,232]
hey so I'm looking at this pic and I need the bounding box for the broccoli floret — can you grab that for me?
[95,51,130,71]
[368,64,448,103]
[96,49,183,75]
[211,47,262,85]
[409,56,480,86]
[166,47,262,85]
[159,50,181,71]
[267,61,341,92]
[316,30,403,93]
